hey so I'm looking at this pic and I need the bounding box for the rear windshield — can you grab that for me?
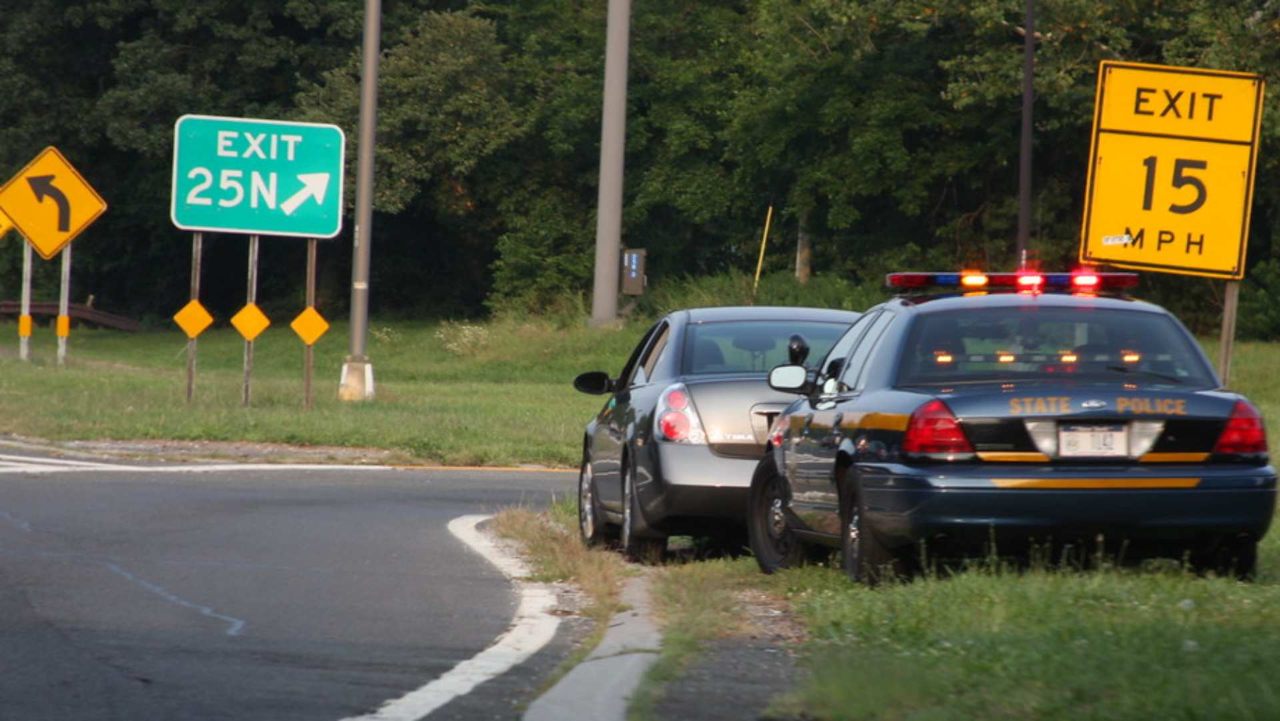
[896,307,1216,387]
[683,320,849,375]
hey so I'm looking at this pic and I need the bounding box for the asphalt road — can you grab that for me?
[0,452,574,720]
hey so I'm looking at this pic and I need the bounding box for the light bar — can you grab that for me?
[886,271,1139,291]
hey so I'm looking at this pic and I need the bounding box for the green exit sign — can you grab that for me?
[171,115,345,238]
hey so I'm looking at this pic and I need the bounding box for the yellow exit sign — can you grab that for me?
[1080,61,1264,280]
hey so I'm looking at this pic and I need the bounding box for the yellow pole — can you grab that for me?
[752,205,775,298]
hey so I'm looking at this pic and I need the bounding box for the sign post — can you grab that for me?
[1080,61,1264,384]
[172,115,343,406]
[57,245,71,366]
[19,243,32,362]
[0,147,107,365]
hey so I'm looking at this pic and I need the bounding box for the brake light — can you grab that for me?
[655,384,707,444]
[1213,400,1268,455]
[768,414,789,447]
[902,399,973,457]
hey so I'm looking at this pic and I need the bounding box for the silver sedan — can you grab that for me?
[573,306,859,559]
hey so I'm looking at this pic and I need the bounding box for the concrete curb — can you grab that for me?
[523,573,660,721]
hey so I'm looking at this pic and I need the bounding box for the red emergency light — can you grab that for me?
[886,270,1139,293]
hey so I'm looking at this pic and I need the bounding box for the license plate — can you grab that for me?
[1058,424,1128,458]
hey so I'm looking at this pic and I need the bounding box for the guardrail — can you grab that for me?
[0,301,141,332]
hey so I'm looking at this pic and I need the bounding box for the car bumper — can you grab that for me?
[635,442,761,526]
[859,463,1278,550]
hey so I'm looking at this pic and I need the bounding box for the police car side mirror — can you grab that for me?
[574,371,614,395]
[769,365,811,394]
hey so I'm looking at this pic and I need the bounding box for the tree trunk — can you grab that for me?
[795,218,812,285]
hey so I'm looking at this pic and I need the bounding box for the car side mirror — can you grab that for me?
[769,364,810,394]
[573,371,614,395]
[788,334,810,365]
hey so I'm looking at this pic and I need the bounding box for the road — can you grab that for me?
[0,451,575,720]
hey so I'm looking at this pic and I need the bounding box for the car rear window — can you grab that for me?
[896,306,1216,387]
[682,320,848,375]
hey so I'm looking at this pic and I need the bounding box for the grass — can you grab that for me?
[764,553,1280,721]
[0,316,647,466]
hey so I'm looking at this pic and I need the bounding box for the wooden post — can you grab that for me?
[1218,280,1241,387]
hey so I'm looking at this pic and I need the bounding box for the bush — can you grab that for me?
[1239,259,1280,341]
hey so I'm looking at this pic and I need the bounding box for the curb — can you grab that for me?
[523,573,660,721]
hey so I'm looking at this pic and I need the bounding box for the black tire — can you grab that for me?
[839,481,904,585]
[578,455,611,547]
[621,463,666,562]
[747,458,807,574]
[1192,537,1258,581]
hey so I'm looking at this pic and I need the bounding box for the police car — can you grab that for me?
[747,271,1276,582]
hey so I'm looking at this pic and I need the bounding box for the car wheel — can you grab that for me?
[1192,536,1258,581]
[839,483,902,585]
[747,458,806,573]
[621,463,665,563]
[578,455,611,547]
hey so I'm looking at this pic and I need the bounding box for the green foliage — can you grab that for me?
[1240,259,1280,340]
[782,561,1280,721]
[6,0,1280,326]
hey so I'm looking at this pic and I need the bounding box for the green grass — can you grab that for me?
[0,316,647,466]
[764,554,1280,721]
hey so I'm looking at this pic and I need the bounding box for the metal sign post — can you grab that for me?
[19,243,32,361]
[56,245,71,366]
[187,233,203,402]
[304,238,317,410]
[242,235,260,407]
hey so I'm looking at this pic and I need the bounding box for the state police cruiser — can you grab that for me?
[747,270,1275,583]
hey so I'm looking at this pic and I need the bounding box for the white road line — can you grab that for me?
[104,562,247,637]
[0,458,396,475]
[341,514,561,721]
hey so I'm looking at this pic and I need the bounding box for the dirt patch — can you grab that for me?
[652,587,809,721]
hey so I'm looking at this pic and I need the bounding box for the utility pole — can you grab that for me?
[590,0,632,326]
[1016,0,1035,267]
[340,0,381,401]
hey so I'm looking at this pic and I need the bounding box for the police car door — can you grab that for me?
[789,312,880,532]
[794,311,896,536]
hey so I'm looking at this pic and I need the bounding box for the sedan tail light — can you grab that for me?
[656,384,707,444]
[1213,400,1268,455]
[902,399,974,458]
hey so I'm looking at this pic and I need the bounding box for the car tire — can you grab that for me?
[1192,536,1258,581]
[839,482,903,585]
[747,457,807,574]
[578,455,612,547]
[621,462,665,563]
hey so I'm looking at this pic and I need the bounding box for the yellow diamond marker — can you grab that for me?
[173,300,214,340]
[231,303,270,342]
[290,307,330,346]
